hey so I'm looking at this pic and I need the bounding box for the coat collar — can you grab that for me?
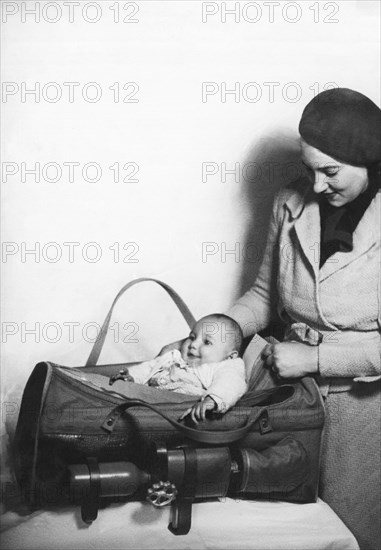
[285,181,310,219]
[285,183,320,277]
[285,185,380,281]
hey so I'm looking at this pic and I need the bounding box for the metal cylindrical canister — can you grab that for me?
[167,447,232,499]
[68,461,150,500]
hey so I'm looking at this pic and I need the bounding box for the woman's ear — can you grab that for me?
[228,350,239,359]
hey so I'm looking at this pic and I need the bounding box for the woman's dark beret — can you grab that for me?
[299,88,381,166]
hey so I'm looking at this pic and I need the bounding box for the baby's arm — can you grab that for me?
[179,359,247,423]
[109,358,161,385]
[124,359,162,384]
[109,351,182,386]
[205,358,247,413]
[178,396,217,424]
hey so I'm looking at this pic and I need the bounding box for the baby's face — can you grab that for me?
[180,317,237,368]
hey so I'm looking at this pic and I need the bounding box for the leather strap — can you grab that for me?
[168,447,197,535]
[101,399,266,445]
[86,278,196,367]
[81,457,101,524]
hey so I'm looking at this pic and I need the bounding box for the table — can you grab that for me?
[0,497,359,550]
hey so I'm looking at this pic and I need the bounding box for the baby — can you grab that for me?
[109,314,247,423]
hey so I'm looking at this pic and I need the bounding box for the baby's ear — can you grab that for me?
[228,350,239,359]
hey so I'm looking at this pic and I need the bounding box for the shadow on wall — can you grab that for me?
[237,128,303,298]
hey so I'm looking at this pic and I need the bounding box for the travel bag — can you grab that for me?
[13,278,325,535]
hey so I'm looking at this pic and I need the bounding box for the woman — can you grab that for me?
[162,87,380,548]
[226,88,381,550]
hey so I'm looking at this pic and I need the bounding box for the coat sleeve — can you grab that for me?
[204,358,248,413]
[226,193,283,338]
[318,332,381,379]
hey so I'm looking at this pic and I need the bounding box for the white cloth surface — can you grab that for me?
[0,498,358,550]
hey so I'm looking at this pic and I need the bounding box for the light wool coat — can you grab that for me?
[228,180,381,550]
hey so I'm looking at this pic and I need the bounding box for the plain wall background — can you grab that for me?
[1,1,380,413]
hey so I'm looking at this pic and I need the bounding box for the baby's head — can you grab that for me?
[180,314,243,368]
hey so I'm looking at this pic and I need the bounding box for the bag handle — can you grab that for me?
[101,399,266,445]
[86,278,196,367]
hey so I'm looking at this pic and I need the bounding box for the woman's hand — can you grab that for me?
[262,342,318,378]
[178,396,217,424]
[157,338,185,357]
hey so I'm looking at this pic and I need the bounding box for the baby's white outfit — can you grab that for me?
[127,350,247,413]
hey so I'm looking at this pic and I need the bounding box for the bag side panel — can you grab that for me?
[13,362,52,505]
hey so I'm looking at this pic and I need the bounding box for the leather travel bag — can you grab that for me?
[13,278,325,535]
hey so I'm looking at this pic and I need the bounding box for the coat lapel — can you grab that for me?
[286,186,380,282]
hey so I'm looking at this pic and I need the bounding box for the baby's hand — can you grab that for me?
[179,396,217,424]
[109,368,134,385]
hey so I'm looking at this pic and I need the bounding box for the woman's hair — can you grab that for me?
[367,162,381,189]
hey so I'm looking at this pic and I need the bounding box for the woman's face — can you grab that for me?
[300,139,369,207]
